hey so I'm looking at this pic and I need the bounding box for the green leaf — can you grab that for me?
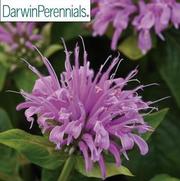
[0,129,67,169]
[153,29,180,108]
[71,171,100,181]
[44,44,63,58]
[143,108,168,140]
[150,174,180,181]
[41,23,53,45]
[0,89,22,126]
[58,156,75,181]
[0,172,22,181]
[42,169,101,181]
[41,168,60,181]
[0,64,8,91]
[75,156,133,179]
[52,23,90,43]
[126,109,180,181]
[118,36,144,60]
[0,149,19,178]
[0,108,15,175]
[0,145,19,180]
[0,108,12,131]
[0,108,20,181]
[0,52,9,67]
[13,69,36,92]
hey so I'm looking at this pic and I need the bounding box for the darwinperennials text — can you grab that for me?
[2,5,89,18]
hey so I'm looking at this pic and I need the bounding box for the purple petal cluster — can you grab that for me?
[133,0,180,53]
[92,0,137,50]
[92,0,180,54]
[0,23,41,52]
[17,39,153,178]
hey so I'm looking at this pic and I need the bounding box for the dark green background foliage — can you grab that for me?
[0,23,180,181]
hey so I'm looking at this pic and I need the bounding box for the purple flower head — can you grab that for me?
[17,38,154,178]
[91,0,180,54]
[92,0,137,50]
[0,23,41,53]
[132,0,180,54]
[133,0,172,54]
[155,0,180,28]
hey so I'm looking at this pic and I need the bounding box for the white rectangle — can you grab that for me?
[0,0,91,22]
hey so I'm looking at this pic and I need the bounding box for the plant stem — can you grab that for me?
[57,156,75,181]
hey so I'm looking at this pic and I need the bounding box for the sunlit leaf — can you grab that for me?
[75,156,133,179]
[44,44,63,58]
[41,23,53,45]
[118,35,144,60]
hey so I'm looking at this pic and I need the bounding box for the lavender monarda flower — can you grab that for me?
[17,39,153,178]
[133,0,180,54]
[92,0,137,50]
[91,0,180,54]
[0,22,41,54]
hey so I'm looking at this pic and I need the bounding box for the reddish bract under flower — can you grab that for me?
[17,38,153,178]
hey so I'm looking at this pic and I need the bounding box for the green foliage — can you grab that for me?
[75,156,133,179]
[41,23,52,45]
[0,108,12,131]
[41,168,60,181]
[143,108,169,140]
[41,23,63,58]
[44,44,63,58]
[150,174,180,181]
[126,108,180,181]
[0,48,9,68]
[0,108,21,181]
[71,171,100,181]
[153,30,180,108]
[0,64,8,91]
[0,129,67,169]
[13,69,37,92]
[0,173,22,181]
[118,35,144,60]
[51,23,90,43]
